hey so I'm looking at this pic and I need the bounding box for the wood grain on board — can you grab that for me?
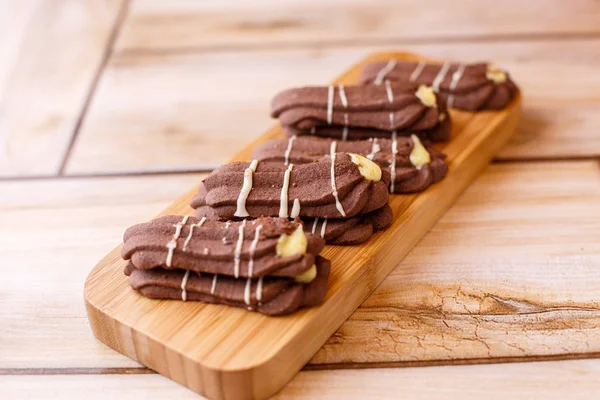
[0,0,124,178]
[83,51,522,400]
[66,39,600,175]
[4,359,600,400]
[116,0,600,50]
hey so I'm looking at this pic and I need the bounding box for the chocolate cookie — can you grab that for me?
[252,135,448,194]
[122,216,325,279]
[303,204,393,245]
[271,83,451,142]
[125,256,331,316]
[189,153,389,220]
[358,59,519,111]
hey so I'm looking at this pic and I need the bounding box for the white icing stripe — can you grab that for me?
[338,84,348,107]
[320,218,328,238]
[247,225,262,277]
[342,116,349,141]
[326,85,334,125]
[244,278,252,306]
[256,277,264,302]
[368,138,381,160]
[283,135,296,166]
[390,132,398,194]
[384,80,394,103]
[446,64,465,108]
[211,274,218,295]
[374,59,397,85]
[311,218,319,234]
[233,220,247,278]
[234,160,259,217]
[279,163,294,218]
[180,270,191,301]
[329,142,346,217]
[166,216,189,267]
[432,62,451,92]
[182,216,206,251]
[310,126,316,135]
[339,85,349,140]
[290,198,301,218]
[388,112,394,130]
[409,60,426,82]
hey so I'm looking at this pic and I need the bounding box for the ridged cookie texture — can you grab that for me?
[359,59,519,111]
[122,216,330,316]
[253,135,448,194]
[271,83,451,142]
[190,153,390,221]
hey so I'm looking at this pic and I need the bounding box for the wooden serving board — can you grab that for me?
[84,52,521,400]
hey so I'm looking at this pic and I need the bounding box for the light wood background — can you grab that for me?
[2,0,600,399]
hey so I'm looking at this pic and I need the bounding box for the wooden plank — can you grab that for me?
[0,0,124,177]
[3,359,600,399]
[83,51,521,400]
[311,160,600,365]
[2,162,599,369]
[0,173,206,369]
[115,0,600,50]
[67,39,600,175]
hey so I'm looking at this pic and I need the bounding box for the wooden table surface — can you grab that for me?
[2,1,600,398]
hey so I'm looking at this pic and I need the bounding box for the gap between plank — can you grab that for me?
[56,0,132,176]
[2,156,600,182]
[116,31,600,57]
[3,352,600,376]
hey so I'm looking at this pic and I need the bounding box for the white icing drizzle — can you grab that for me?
[384,80,394,103]
[390,132,398,193]
[225,221,231,228]
[211,274,218,295]
[182,216,206,251]
[385,80,395,131]
[432,62,451,93]
[311,218,319,234]
[446,64,465,108]
[279,163,294,218]
[166,216,190,267]
[310,126,316,135]
[244,278,252,306]
[342,117,349,141]
[338,84,348,107]
[203,248,209,255]
[409,60,426,82]
[234,160,259,217]
[247,224,263,277]
[329,141,346,217]
[326,85,334,125]
[233,220,247,278]
[290,198,301,218]
[374,59,397,85]
[283,135,296,166]
[367,138,381,160]
[180,270,191,301]
[256,276,264,302]
[320,218,328,238]
[340,85,349,141]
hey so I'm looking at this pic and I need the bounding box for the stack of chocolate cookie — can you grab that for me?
[121,55,519,316]
[190,152,393,245]
[122,216,330,316]
[253,135,448,194]
[271,82,451,142]
[359,59,519,111]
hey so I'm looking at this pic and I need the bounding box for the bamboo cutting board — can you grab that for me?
[84,52,521,400]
